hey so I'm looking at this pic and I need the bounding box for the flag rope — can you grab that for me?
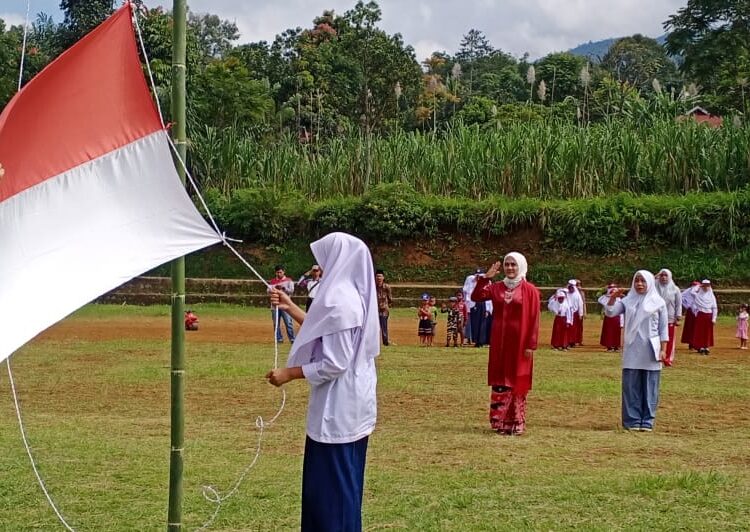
[7,1,77,530]
[6,3,289,531]
[131,4,290,530]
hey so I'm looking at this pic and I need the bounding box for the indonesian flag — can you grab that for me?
[0,4,221,363]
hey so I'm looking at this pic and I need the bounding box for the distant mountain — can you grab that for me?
[569,34,667,62]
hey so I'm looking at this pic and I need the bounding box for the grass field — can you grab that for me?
[1,304,749,531]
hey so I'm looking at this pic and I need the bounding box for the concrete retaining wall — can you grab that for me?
[96,277,749,313]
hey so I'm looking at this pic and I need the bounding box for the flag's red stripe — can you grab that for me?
[0,4,162,202]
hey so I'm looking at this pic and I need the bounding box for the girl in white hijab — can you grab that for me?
[655,268,682,365]
[266,232,379,531]
[691,280,718,355]
[605,270,668,432]
[548,289,572,350]
[598,284,623,352]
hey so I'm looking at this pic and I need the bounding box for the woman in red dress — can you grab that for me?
[472,252,540,435]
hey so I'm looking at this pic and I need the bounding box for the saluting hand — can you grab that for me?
[485,261,502,279]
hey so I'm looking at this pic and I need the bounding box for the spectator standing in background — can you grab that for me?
[680,280,701,350]
[298,264,323,311]
[567,280,585,348]
[655,269,682,366]
[269,264,296,343]
[462,270,480,345]
[598,284,623,352]
[375,269,393,346]
[549,289,572,350]
[692,280,718,356]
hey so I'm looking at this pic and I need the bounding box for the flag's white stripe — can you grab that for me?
[0,131,221,361]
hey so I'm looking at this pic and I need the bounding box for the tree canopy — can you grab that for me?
[1,0,747,135]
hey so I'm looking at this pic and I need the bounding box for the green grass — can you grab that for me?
[1,306,748,531]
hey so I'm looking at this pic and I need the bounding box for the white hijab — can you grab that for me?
[656,268,681,302]
[548,289,573,324]
[621,270,664,341]
[287,232,380,368]
[598,285,618,306]
[503,251,528,289]
[694,282,717,311]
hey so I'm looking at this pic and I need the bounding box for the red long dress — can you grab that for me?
[681,308,695,346]
[551,315,569,349]
[472,277,540,434]
[599,316,621,349]
[691,312,714,349]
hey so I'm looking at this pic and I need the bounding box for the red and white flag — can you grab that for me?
[0,4,221,362]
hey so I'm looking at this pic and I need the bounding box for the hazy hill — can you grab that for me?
[569,34,667,62]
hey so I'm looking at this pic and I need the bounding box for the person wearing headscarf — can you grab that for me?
[691,279,718,355]
[656,269,682,366]
[462,269,481,345]
[598,284,623,352]
[605,270,668,432]
[472,252,540,435]
[548,289,572,350]
[680,281,701,349]
[266,232,379,531]
[566,280,585,347]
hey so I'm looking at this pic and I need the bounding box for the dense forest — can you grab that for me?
[3,1,748,135]
[2,0,750,281]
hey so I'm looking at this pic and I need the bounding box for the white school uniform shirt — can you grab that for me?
[287,232,380,445]
[301,328,377,444]
[463,274,478,310]
[605,270,668,371]
[567,289,584,317]
[693,288,718,322]
[548,295,573,325]
[598,292,624,326]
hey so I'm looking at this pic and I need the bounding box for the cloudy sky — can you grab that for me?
[2,0,686,60]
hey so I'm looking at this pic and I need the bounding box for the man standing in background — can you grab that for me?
[375,269,393,346]
[298,264,323,311]
[269,264,296,343]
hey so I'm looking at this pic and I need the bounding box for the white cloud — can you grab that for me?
[0,13,26,27]
[413,39,450,64]
[3,0,688,59]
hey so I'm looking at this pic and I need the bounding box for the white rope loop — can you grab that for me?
[7,360,76,532]
[9,1,77,530]
[131,7,291,530]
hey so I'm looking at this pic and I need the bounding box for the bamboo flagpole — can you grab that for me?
[168,0,188,529]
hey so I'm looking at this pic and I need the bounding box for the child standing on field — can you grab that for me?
[441,296,462,347]
[737,304,749,349]
[429,295,438,347]
[418,294,433,346]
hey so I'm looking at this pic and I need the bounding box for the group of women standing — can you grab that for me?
[263,232,718,530]
[680,279,719,355]
[471,257,716,436]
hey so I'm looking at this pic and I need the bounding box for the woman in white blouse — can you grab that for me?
[606,270,668,432]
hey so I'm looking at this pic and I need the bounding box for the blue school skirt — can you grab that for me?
[301,435,369,532]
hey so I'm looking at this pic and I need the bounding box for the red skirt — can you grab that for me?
[551,315,569,348]
[681,309,695,345]
[572,314,583,345]
[664,323,676,366]
[691,312,714,349]
[599,316,621,349]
